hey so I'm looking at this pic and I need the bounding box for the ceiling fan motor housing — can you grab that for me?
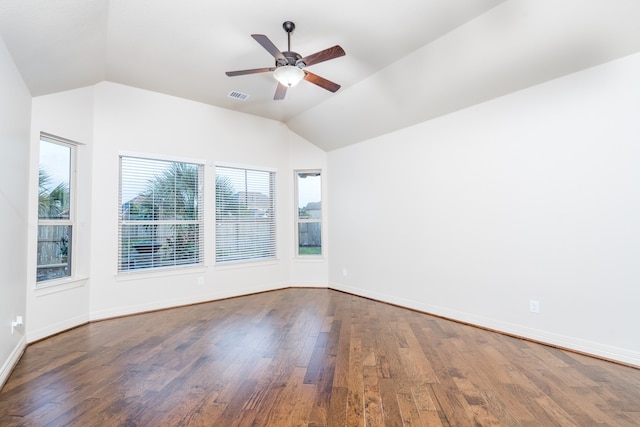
[277,51,305,68]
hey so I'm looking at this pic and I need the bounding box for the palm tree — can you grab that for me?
[147,162,200,220]
[136,163,202,263]
[39,167,69,219]
[38,167,71,270]
[215,175,242,217]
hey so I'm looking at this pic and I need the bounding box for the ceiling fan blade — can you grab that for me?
[226,67,275,77]
[299,45,345,67]
[274,82,288,100]
[251,34,286,61]
[304,71,341,93]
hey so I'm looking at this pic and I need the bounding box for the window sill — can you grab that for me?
[215,259,280,270]
[35,276,88,297]
[293,256,326,263]
[115,265,208,282]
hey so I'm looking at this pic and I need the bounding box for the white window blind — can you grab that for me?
[215,165,276,263]
[119,155,204,272]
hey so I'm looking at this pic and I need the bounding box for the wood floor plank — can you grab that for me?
[363,365,384,426]
[345,333,365,427]
[396,390,423,426]
[253,366,312,426]
[327,386,347,426]
[2,288,640,426]
[411,384,445,426]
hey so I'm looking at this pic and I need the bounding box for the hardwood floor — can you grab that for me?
[2,288,640,426]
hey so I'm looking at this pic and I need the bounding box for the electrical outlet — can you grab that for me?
[529,300,540,313]
[197,276,205,285]
[342,268,348,277]
[11,316,23,335]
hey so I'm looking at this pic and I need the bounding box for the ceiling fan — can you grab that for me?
[225,21,345,100]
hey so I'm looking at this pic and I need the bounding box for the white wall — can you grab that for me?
[23,82,328,339]
[328,52,640,366]
[0,37,31,386]
[288,132,329,286]
[89,82,292,319]
[26,87,94,342]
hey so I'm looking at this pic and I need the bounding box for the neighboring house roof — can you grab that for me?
[305,202,321,211]
[237,192,271,210]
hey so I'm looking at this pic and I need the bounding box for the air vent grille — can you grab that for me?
[228,91,249,101]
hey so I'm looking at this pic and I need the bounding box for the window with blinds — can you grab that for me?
[215,165,276,263]
[118,155,204,272]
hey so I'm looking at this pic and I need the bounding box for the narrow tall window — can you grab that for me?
[215,165,276,263]
[37,135,75,283]
[119,155,204,272]
[295,170,322,256]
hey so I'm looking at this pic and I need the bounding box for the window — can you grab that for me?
[37,134,75,283]
[119,155,204,272]
[295,170,322,256]
[215,165,276,263]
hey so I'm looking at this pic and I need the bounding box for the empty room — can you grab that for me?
[1,1,640,425]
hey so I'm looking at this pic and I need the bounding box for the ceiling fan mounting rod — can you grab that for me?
[283,21,295,52]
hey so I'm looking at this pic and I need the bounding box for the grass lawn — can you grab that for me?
[298,246,321,255]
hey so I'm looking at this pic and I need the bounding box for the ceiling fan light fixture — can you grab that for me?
[273,65,305,87]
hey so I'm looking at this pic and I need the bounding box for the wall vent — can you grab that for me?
[228,91,249,101]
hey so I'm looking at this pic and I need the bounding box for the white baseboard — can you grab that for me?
[26,313,90,343]
[0,336,26,389]
[290,281,330,288]
[330,282,640,368]
[89,282,289,322]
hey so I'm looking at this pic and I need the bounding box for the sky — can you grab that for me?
[297,173,321,208]
[39,140,70,191]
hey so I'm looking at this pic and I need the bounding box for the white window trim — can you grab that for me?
[294,169,323,258]
[114,265,207,282]
[215,161,277,174]
[119,150,206,167]
[36,133,80,287]
[34,276,88,296]
[118,153,206,274]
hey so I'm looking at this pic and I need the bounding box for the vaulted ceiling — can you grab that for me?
[1,0,639,151]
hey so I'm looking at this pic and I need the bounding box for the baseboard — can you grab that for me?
[289,281,330,288]
[26,314,90,343]
[0,336,26,389]
[330,282,640,369]
[89,282,289,322]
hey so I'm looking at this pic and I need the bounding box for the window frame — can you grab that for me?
[294,169,323,257]
[215,163,277,265]
[118,152,205,274]
[36,133,77,285]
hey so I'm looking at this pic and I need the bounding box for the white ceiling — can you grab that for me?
[1,0,639,151]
